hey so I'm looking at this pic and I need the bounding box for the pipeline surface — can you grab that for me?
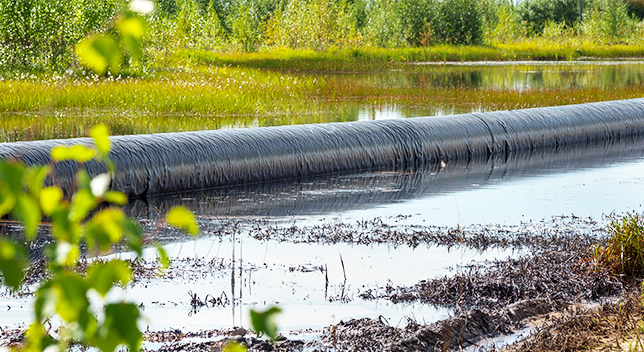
[124,137,644,219]
[1,99,643,197]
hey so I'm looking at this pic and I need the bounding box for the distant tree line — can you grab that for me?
[1,0,644,71]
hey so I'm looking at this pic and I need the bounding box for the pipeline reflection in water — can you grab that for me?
[0,99,643,197]
[124,137,644,220]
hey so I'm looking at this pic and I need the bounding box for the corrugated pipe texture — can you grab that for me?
[1,99,643,197]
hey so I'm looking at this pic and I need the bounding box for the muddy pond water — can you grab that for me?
[2,61,644,347]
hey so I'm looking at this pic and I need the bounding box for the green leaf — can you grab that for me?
[75,169,93,194]
[75,34,122,76]
[122,35,142,62]
[87,260,132,297]
[70,189,96,222]
[0,238,27,291]
[123,218,143,257]
[104,191,127,206]
[223,341,248,352]
[34,280,55,321]
[250,306,282,340]
[166,206,199,236]
[40,187,63,216]
[51,204,81,244]
[51,145,96,163]
[154,243,170,270]
[85,208,126,252]
[117,17,145,62]
[0,161,25,193]
[50,272,90,323]
[22,322,57,352]
[99,303,142,352]
[53,241,80,267]
[14,195,41,240]
[26,165,50,198]
[90,124,111,155]
[0,184,16,218]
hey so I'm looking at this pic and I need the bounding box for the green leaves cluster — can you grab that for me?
[0,123,200,352]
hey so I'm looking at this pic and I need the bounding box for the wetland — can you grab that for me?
[2,59,644,351]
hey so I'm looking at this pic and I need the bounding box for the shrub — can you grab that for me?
[228,1,263,52]
[435,0,484,45]
[581,0,636,43]
[517,0,581,35]
[363,0,408,47]
[148,0,226,53]
[264,0,360,50]
[0,0,120,71]
[483,0,524,43]
[0,125,200,351]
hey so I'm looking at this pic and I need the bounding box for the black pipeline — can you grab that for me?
[1,99,643,197]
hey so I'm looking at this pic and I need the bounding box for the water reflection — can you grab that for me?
[353,62,644,91]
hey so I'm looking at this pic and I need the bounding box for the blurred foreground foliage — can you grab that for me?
[0,124,200,351]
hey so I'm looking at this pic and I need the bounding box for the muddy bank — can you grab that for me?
[502,292,644,351]
[139,299,556,352]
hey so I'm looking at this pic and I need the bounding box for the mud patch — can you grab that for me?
[503,292,644,351]
[321,299,555,351]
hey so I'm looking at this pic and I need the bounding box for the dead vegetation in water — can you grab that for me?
[363,250,624,311]
[245,216,605,251]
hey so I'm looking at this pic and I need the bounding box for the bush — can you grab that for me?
[228,1,263,52]
[148,0,226,53]
[482,0,524,43]
[363,0,407,47]
[517,0,581,35]
[592,213,644,280]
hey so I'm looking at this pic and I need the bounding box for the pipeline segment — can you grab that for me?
[1,99,643,197]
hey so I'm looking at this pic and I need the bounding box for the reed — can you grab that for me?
[592,213,644,280]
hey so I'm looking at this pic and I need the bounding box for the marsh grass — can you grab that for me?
[593,213,644,280]
[4,48,644,142]
[181,44,644,73]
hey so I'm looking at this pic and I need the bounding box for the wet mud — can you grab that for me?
[502,293,644,352]
[0,216,635,352]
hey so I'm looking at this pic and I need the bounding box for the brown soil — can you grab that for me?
[499,293,644,352]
